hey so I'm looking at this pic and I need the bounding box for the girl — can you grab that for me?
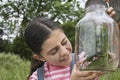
[25,17,102,80]
[25,4,115,80]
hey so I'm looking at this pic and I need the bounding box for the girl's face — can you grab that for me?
[40,29,72,66]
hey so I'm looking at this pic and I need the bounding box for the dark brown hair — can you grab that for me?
[24,17,61,78]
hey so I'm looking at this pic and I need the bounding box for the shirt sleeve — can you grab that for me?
[29,71,38,80]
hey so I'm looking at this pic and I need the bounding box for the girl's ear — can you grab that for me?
[33,54,46,62]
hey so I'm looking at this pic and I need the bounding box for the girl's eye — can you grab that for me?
[62,40,67,45]
[50,49,57,55]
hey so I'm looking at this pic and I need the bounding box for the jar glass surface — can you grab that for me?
[75,7,119,72]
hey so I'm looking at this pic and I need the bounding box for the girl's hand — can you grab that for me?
[104,0,116,17]
[106,7,116,17]
[104,0,109,2]
[70,64,104,80]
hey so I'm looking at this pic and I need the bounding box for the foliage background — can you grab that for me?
[0,0,85,60]
[0,0,120,80]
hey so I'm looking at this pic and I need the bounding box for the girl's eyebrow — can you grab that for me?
[47,37,66,54]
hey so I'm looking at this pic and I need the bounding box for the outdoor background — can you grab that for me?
[0,0,120,80]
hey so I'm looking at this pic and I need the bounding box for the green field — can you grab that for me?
[99,69,120,80]
[0,53,30,80]
[0,52,120,80]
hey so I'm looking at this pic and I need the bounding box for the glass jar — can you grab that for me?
[75,0,119,72]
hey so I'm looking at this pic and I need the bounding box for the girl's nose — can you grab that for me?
[59,46,68,56]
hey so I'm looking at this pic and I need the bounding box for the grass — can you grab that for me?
[0,52,30,80]
[99,68,120,80]
[0,52,120,80]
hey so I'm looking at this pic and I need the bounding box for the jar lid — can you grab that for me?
[85,0,108,8]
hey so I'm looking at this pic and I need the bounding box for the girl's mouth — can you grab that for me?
[59,55,70,62]
[60,59,65,62]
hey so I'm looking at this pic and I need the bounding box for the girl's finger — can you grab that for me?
[106,7,116,17]
[109,11,116,17]
[106,7,114,14]
[77,71,94,77]
[80,73,98,80]
[79,71,105,80]
[104,0,109,2]
[72,64,94,77]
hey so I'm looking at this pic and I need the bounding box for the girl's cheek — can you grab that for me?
[52,56,59,63]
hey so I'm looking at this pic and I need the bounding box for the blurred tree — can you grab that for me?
[0,29,3,38]
[61,21,76,52]
[11,34,32,60]
[0,27,10,52]
[0,0,84,36]
[0,0,85,59]
[109,0,120,22]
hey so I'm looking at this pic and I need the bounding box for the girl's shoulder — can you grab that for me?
[29,70,38,80]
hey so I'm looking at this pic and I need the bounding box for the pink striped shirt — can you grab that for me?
[29,62,70,80]
[29,53,99,80]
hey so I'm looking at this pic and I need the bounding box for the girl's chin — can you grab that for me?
[62,56,72,66]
